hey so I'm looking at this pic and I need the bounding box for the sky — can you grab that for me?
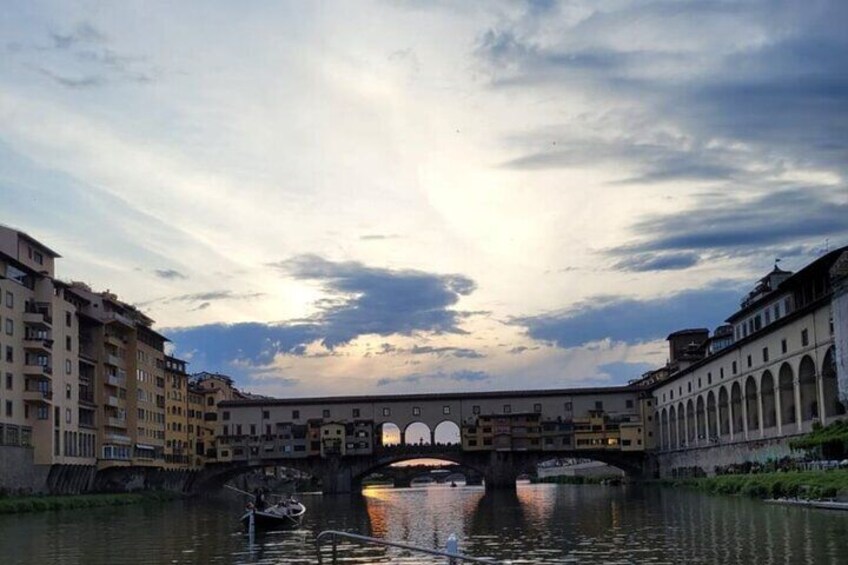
[2,0,846,399]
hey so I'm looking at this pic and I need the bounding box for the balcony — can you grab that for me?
[24,362,52,378]
[23,386,53,404]
[23,302,52,328]
[105,433,132,445]
[107,417,127,429]
[78,390,96,406]
[105,354,124,368]
[106,396,120,407]
[103,311,135,328]
[104,333,125,347]
[106,374,126,388]
[23,337,53,354]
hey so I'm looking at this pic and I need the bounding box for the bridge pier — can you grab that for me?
[482,452,521,491]
[321,457,354,494]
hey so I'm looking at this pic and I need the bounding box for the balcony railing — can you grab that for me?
[106,354,124,368]
[106,396,120,407]
[103,311,135,327]
[107,417,127,428]
[106,374,125,387]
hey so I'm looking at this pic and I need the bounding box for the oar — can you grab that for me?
[224,484,255,499]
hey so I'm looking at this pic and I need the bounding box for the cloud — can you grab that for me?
[616,187,848,255]
[375,344,485,359]
[612,251,701,272]
[516,282,745,348]
[49,22,107,49]
[376,369,490,387]
[597,361,654,384]
[267,254,476,348]
[359,234,400,241]
[154,268,187,280]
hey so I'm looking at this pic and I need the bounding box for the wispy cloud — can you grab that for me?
[154,268,187,280]
[377,369,490,387]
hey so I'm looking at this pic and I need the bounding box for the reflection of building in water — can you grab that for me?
[537,459,625,478]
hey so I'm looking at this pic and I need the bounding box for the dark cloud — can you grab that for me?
[267,254,476,348]
[616,188,848,255]
[50,22,107,49]
[507,345,539,355]
[154,268,187,280]
[612,252,701,273]
[375,345,485,359]
[516,282,745,348]
[376,369,490,387]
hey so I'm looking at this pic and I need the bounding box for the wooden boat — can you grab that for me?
[241,497,306,530]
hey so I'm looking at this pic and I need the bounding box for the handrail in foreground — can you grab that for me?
[315,530,500,564]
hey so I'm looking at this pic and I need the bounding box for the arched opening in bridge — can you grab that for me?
[686,399,695,445]
[822,347,844,417]
[668,406,677,448]
[730,382,743,435]
[745,375,760,435]
[380,422,402,447]
[718,387,730,437]
[799,355,818,421]
[434,420,461,446]
[706,391,717,440]
[761,370,776,429]
[404,422,433,446]
[360,456,482,490]
[779,362,796,426]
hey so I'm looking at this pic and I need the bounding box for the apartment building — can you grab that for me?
[164,355,190,468]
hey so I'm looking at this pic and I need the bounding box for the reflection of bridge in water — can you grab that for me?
[372,463,484,488]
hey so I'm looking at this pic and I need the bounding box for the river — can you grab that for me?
[1,483,847,564]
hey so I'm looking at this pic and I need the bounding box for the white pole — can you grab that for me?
[445,533,458,565]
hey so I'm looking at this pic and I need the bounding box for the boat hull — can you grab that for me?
[241,503,306,530]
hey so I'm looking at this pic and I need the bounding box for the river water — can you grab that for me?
[1,483,847,564]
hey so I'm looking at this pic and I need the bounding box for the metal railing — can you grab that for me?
[315,530,499,564]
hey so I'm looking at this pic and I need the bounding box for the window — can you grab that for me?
[472,405,481,415]
[670,390,674,400]
[534,403,542,413]
[688,382,692,393]
[774,303,781,320]
[5,318,12,335]
[413,406,421,416]
[503,404,511,414]
[747,355,752,368]
[65,312,71,327]
[66,384,71,399]
[5,291,12,309]
[65,359,72,375]
[625,399,634,409]
[223,411,230,421]
[65,408,72,424]
[207,397,214,406]
[697,378,701,388]
[66,336,72,351]
[720,367,724,379]
[707,372,712,385]
[443,405,450,415]
[5,400,12,417]
[262,410,269,419]
[801,329,809,347]
[762,347,769,363]
[564,402,572,411]
[5,373,11,390]
[595,401,603,411]
[382,407,391,417]
[292,410,300,420]
[322,409,330,418]
[34,251,43,265]
[765,309,771,325]
[352,408,360,418]
[781,339,787,354]
[250,424,257,436]
[6,346,12,363]
[732,361,737,375]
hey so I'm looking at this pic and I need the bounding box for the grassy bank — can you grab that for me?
[660,470,848,501]
[0,491,180,514]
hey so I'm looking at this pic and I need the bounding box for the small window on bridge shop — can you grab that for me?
[323,409,330,418]
[262,410,269,419]
[534,403,542,413]
[595,401,604,411]
[413,406,421,416]
[468,439,478,446]
[352,408,360,418]
[222,411,230,421]
[382,407,391,417]
[292,410,300,419]
[503,404,511,414]
[483,438,492,446]
[472,405,481,415]
[626,400,634,409]
[443,405,450,415]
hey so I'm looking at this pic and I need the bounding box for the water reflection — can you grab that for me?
[1,484,848,564]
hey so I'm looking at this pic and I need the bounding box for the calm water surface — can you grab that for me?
[1,483,847,564]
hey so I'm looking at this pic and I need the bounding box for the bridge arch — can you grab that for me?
[799,355,818,421]
[822,347,843,418]
[778,362,796,426]
[760,370,776,429]
[379,422,402,447]
[745,375,760,436]
[403,422,433,446]
[434,420,461,445]
[718,386,730,437]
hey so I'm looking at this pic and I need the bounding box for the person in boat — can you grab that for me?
[253,488,267,511]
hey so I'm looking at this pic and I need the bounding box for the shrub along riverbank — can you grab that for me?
[660,470,848,501]
[0,491,180,514]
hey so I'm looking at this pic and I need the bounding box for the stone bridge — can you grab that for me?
[188,445,646,494]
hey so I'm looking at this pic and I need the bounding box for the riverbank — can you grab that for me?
[0,491,181,514]
[531,475,622,485]
[660,470,848,501]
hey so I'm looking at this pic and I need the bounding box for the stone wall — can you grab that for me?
[0,446,50,495]
[651,437,796,477]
